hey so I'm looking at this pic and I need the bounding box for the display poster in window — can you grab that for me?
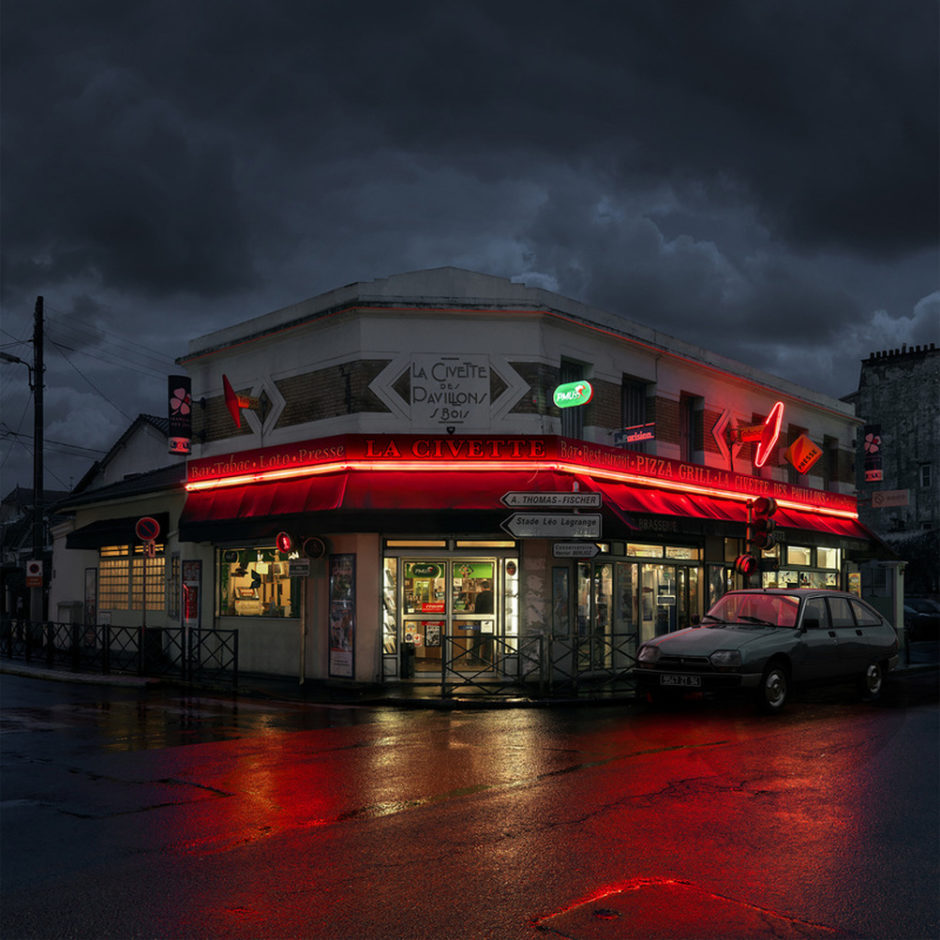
[84,567,97,627]
[182,560,201,630]
[329,554,356,678]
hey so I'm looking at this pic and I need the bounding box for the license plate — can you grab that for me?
[660,674,702,688]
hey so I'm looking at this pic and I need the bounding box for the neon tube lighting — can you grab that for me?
[185,459,859,520]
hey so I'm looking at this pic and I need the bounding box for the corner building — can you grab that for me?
[175,267,884,686]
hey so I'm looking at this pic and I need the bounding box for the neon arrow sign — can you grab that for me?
[730,401,785,468]
[713,401,786,469]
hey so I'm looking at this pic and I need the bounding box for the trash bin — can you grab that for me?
[401,640,416,678]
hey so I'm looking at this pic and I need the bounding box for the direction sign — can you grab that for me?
[501,512,602,539]
[871,489,910,508]
[501,491,602,509]
[552,542,601,558]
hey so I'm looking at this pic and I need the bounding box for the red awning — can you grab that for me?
[181,473,348,524]
[180,469,871,544]
[584,480,745,524]
[586,478,870,541]
[181,469,585,523]
[773,506,872,541]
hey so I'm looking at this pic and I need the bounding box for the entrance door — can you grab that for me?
[400,559,497,673]
[640,564,677,643]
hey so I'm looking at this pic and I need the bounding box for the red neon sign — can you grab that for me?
[731,401,785,468]
[755,401,784,468]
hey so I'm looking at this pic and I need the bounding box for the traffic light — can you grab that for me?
[734,553,759,578]
[275,531,294,553]
[749,496,778,551]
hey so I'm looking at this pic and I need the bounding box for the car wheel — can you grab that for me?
[859,661,884,700]
[758,663,789,713]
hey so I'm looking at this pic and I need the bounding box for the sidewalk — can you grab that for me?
[2,645,936,710]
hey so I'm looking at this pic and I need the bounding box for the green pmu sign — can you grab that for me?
[553,381,594,408]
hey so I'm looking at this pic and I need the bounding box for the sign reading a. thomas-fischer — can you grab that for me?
[501,491,602,509]
[501,513,602,539]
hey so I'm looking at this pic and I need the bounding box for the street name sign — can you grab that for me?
[501,512,602,539]
[501,491,602,508]
[552,542,601,558]
[871,489,910,508]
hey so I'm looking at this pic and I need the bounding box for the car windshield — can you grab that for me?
[707,592,800,628]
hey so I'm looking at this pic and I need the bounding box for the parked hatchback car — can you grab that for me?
[635,589,899,712]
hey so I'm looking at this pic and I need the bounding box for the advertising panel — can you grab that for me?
[329,554,356,678]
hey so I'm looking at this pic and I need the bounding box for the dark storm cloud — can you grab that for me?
[0,0,936,493]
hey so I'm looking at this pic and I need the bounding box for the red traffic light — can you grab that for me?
[275,531,293,553]
[734,553,758,577]
[752,496,777,517]
[750,496,779,550]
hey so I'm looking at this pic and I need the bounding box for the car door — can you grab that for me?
[797,595,841,681]
[826,595,863,676]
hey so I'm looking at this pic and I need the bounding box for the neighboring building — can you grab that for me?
[1,485,68,618]
[49,268,895,685]
[48,416,185,627]
[850,343,940,597]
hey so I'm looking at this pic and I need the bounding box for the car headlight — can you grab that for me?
[638,645,660,664]
[709,649,742,669]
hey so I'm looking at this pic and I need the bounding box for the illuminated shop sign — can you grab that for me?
[785,434,823,474]
[863,425,883,482]
[167,375,192,455]
[185,433,858,518]
[614,422,655,446]
[553,381,594,408]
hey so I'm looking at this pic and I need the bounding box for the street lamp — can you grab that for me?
[1,297,44,622]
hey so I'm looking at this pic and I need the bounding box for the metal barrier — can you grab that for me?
[0,617,239,690]
[438,631,639,698]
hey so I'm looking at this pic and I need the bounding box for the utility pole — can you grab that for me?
[31,296,44,622]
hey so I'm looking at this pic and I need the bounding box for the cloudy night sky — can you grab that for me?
[1,0,937,496]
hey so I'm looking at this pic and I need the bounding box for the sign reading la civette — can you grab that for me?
[184,433,857,515]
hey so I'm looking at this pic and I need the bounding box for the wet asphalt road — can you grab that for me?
[1,672,937,939]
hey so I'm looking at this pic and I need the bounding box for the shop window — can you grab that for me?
[98,544,166,613]
[708,565,734,608]
[817,547,840,570]
[627,543,663,558]
[786,546,813,566]
[665,546,701,560]
[218,546,299,618]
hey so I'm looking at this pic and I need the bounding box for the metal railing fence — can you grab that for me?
[0,617,238,689]
[397,630,640,697]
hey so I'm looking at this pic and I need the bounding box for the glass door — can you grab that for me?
[640,563,677,643]
[451,560,497,670]
[398,558,498,674]
[401,560,448,673]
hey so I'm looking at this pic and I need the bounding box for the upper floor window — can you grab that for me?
[679,393,704,463]
[560,358,587,440]
[921,464,932,489]
[620,376,651,450]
